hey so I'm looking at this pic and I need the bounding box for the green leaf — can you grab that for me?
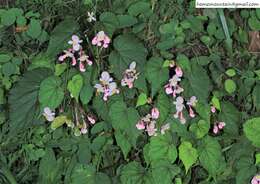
[1,9,16,26]
[71,164,111,184]
[156,90,170,124]
[249,16,260,30]
[2,62,17,76]
[224,79,236,94]
[151,160,180,184]
[145,57,168,96]
[39,149,63,183]
[67,74,83,102]
[189,119,209,139]
[117,15,138,28]
[39,76,64,109]
[27,19,42,39]
[51,115,71,130]
[187,62,211,102]
[0,54,11,63]
[211,95,221,111]
[46,18,79,58]
[109,101,140,158]
[55,63,67,76]
[225,68,236,77]
[149,134,177,163]
[28,54,53,70]
[243,117,260,148]
[177,54,191,72]
[255,153,260,165]
[179,141,198,173]
[9,68,52,134]
[128,1,151,16]
[136,93,147,107]
[100,12,119,36]
[80,85,93,105]
[120,161,153,184]
[198,136,224,176]
[253,84,260,111]
[109,34,147,79]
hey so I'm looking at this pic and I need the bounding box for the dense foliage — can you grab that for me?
[0,0,260,183]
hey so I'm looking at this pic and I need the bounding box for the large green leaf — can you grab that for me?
[109,34,147,79]
[151,160,180,184]
[9,68,52,134]
[187,62,211,103]
[145,57,168,97]
[189,119,210,139]
[120,162,154,184]
[198,136,225,177]
[149,134,177,164]
[156,90,170,124]
[39,76,64,109]
[67,74,83,102]
[243,117,260,148]
[178,141,198,173]
[71,164,111,184]
[39,149,63,184]
[109,101,140,158]
[46,18,79,58]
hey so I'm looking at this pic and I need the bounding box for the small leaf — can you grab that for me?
[39,76,64,109]
[225,68,236,77]
[145,57,168,96]
[211,95,221,111]
[243,117,260,148]
[27,19,42,38]
[0,54,11,63]
[1,9,16,26]
[51,115,71,130]
[67,74,83,102]
[149,134,177,163]
[179,141,198,173]
[224,79,236,94]
[255,153,260,165]
[55,63,67,76]
[136,93,147,107]
[2,62,17,76]
[189,119,210,139]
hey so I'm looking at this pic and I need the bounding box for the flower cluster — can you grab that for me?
[121,62,139,88]
[42,107,55,122]
[136,108,170,136]
[164,63,197,123]
[164,66,184,97]
[213,122,226,134]
[94,71,119,101]
[59,35,92,72]
[92,31,110,48]
[251,174,260,184]
[76,114,97,136]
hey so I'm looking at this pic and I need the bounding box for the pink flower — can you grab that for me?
[175,66,183,77]
[121,62,139,88]
[151,107,160,119]
[211,106,216,113]
[218,122,226,129]
[161,123,170,134]
[94,72,119,101]
[68,35,82,51]
[187,96,198,107]
[251,174,260,184]
[59,49,75,62]
[188,107,195,118]
[213,125,219,134]
[146,121,157,136]
[136,120,145,130]
[80,123,88,134]
[92,31,110,48]
[87,116,96,125]
[43,107,55,122]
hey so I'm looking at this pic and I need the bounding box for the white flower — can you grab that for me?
[169,75,181,87]
[161,123,170,134]
[121,62,139,88]
[187,96,198,107]
[94,71,119,101]
[68,35,82,51]
[43,107,55,122]
[87,12,96,22]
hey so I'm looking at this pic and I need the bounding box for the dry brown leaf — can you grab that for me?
[248,31,260,53]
